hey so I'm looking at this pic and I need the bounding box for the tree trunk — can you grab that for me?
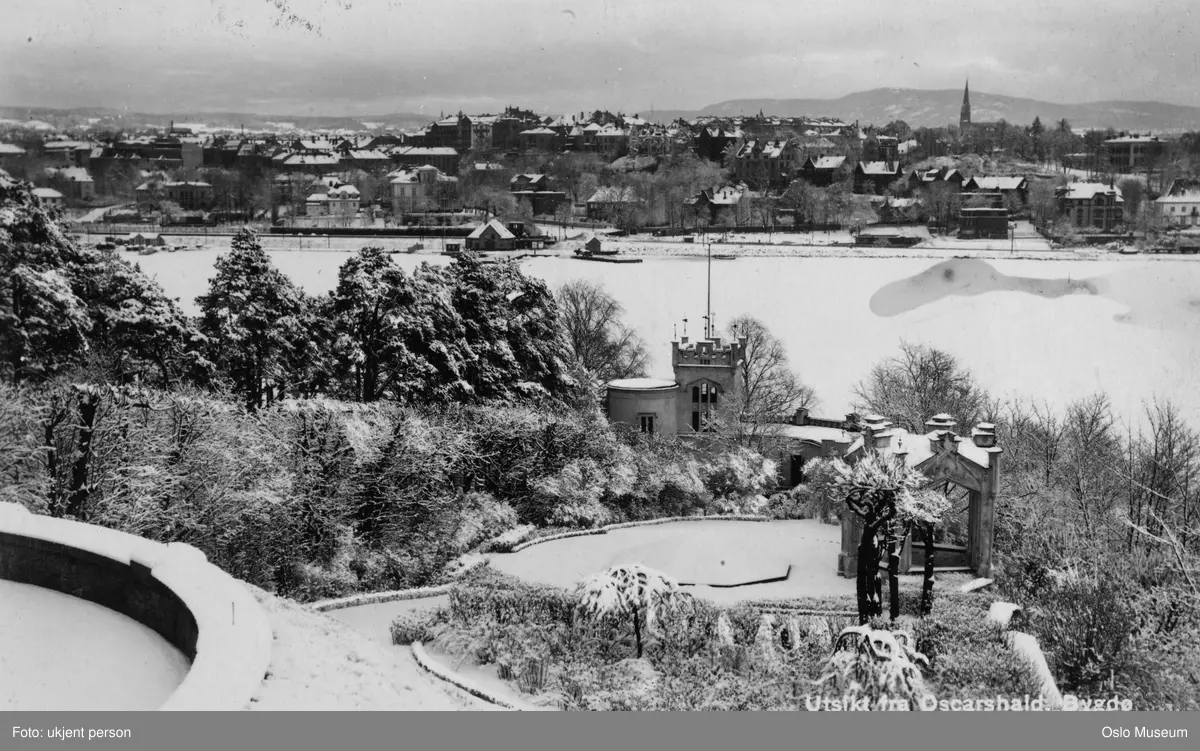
[888,531,901,621]
[632,608,643,658]
[856,522,879,625]
[921,522,937,616]
[65,386,101,519]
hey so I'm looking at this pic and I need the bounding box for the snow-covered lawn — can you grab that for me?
[487,519,853,606]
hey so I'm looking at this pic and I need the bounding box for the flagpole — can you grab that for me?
[706,240,712,339]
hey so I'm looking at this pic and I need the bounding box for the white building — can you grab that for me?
[1155,191,1200,228]
[306,182,360,217]
[388,165,459,216]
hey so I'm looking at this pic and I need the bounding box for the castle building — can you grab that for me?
[605,331,745,437]
[604,329,857,486]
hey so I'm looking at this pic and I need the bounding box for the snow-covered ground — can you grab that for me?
[487,520,853,605]
[246,586,496,711]
[0,580,189,710]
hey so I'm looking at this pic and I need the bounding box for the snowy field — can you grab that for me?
[0,580,189,710]
[132,249,1200,427]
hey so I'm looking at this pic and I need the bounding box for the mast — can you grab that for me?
[706,240,712,338]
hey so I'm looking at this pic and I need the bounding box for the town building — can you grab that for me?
[586,186,638,220]
[683,185,747,226]
[1101,135,1166,173]
[1055,182,1124,231]
[390,146,460,174]
[464,218,517,251]
[509,173,567,215]
[853,161,902,194]
[731,139,799,189]
[389,165,460,215]
[907,167,964,194]
[135,180,214,211]
[962,175,1028,206]
[1154,180,1200,227]
[799,156,846,187]
[959,207,1010,238]
[0,142,26,170]
[695,126,743,163]
[306,183,360,217]
[31,187,64,209]
[47,167,95,201]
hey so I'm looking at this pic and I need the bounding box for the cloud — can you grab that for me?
[2,0,1199,114]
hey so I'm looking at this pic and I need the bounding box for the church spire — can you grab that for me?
[960,79,971,129]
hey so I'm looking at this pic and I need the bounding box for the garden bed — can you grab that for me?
[389,569,1043,711]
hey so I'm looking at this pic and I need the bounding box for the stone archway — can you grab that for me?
[837,415,1000,579]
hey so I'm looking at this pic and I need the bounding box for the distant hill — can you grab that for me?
[650,89,1200,131]
[0,105,433,133]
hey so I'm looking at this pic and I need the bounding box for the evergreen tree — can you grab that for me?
[446,254,576,402]
[196,229,310,410]
[328,247,469,402]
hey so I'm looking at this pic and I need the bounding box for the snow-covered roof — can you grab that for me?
[344,149,389,160]
[284,154,341,166]
[467,218,516,240]
[329,185,360,198]
[32,187,63,199]
[306,193,330,202]
[735,140,789,159]
[968,176,1026,191]
[0,143,25,155]
[1155,192,1200,204]
[520,127,558,136]
[772,424,855,443]
[393,146,459,156]
[858,161,901,175]
[846,427,994,471]
[607,378,678,391]
[808,156,846,170]
[1059,182,1123,201]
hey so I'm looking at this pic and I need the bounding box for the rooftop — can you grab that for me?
[607,378,678,391]
[1059,182,1123,201]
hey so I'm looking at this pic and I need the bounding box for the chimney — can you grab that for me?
[925,413,957,432]
[972,422,998,448]
[793,407,810,426]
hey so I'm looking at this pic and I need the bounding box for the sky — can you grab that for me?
[2,0,1198,117]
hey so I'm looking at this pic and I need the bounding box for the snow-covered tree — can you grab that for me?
[196,228,311,410]
[576,563,692,658]
[328,247,471,403]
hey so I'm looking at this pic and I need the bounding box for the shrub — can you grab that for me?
[390,606,447,645]
[702,447,777,501]
[448,576,579,627]
[452,491,519,553]
[912,593,1041,700]
[1027,569,1137,692]
[482,524,536,553]
[817,625,931,709]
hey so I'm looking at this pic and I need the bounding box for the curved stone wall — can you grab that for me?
[0,502,272,711]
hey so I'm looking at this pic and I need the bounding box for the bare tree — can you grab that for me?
[852,341,990,433]
[555,280,649,385]
[709,315,816,451]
